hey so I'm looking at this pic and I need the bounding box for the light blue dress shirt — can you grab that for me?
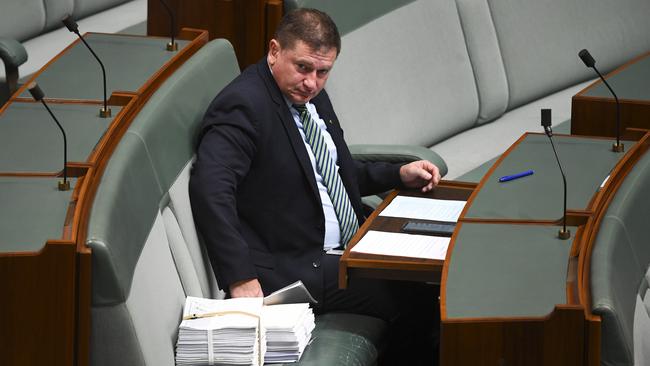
[288,101,342,250]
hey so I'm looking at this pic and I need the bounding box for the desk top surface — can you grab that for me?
[444,222,575,319]
[0,102,119,172]
[583,54,650,101]
[20,33,190,100]
[464,134,629,220]
[0,177,76,253]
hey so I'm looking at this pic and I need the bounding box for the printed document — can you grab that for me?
[379,196,466,222]
[351,230,450,260]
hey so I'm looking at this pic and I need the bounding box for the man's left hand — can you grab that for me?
[399,160,441,192]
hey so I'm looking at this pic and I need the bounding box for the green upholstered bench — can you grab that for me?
[284,0,650,180]
[590,149,650,365]
[279,313,385,366]
[0,37,27,105]
[0,0,146,82]
[85,38,386,366]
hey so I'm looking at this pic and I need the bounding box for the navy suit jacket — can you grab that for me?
[189,58,402,302]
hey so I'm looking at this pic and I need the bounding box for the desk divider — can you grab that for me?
[572,50,650,138]
[0,28,208,366]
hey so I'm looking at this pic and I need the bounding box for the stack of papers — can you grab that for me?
[379,196,466,222]
[175,289,317,365]
[262,303,315,364]
[352,230,450,260]
[176,297,265,366]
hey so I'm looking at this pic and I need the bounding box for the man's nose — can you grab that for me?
[303,72,317,90]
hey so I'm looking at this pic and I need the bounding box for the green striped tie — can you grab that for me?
[294,104,359,247]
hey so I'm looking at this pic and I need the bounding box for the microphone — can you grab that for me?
[159,0,178,51]
[578,49,623,152]
[541,108,570,240]
[62,15,111,118]
[28,82,70,191]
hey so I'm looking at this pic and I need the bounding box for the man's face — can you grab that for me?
[267,39,337,105]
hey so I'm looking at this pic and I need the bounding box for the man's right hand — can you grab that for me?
[229,278,264,298]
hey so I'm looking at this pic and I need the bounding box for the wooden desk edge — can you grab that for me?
[339,181,475,289]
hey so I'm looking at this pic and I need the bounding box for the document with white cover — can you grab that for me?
[176,297,265,366]
[176,297,316,365]
[262,303,315,364]
[351,230,450,260]
[263,280,317,305]
[379,196,466,222]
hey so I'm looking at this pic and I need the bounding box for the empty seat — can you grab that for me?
[590,149,650,365]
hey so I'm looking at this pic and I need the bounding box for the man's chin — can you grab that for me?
[289,93,312,105]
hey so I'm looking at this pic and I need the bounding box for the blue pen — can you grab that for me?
[498,169,534,182]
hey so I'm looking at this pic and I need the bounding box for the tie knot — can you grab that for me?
[293,104,308,113]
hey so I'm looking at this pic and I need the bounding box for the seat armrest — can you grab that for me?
[349,144,448,177]
[0,38,28,95]
[0,38,28,70]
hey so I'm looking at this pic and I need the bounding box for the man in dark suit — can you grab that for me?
[190,8,441,364]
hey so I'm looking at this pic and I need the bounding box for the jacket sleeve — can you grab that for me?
[354,160,404,196]
[189,98,260,291]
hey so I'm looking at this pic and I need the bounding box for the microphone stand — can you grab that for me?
[159,0,178,51]
[591,66,623,152]
[62,15,112,118]
[28,82,70,191]
[578,49,623,152]
[542,109,570,240]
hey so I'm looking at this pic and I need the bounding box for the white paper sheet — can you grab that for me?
[379,196,466,222]
[351,230,450,260]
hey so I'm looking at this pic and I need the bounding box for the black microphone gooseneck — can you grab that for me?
[28,82,70,191]
[578,49,623,152]
[62,15,111,118]
[159,0,178,51]
[541,108,570,240]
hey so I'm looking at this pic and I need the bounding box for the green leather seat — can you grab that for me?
[590,149,650,365]
[0,38,27,106]
[86,38,386,366]
[282,313,386,366]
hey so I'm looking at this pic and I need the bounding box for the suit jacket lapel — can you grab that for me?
[257,61,321,203]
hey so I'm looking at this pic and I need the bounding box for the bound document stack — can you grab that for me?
[262,303,315,364]
[175,297,265,366]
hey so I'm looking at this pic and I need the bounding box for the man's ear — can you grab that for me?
[268,39,280,66]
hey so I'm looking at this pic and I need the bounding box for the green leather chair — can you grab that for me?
[590,150,650,365]
[86,38,386,366]
[0,38,27,106]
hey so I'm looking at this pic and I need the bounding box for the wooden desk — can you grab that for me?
[339,131,650,366]
[147,0,283,69]
[339,181,474,288]
[0,29,207,366]
[572,50,650,138]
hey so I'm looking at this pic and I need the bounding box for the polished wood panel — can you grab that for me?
[441,306,588,366]
[0,241,77,366]
[147,0,283,69]
[572,51,650,138]
[0,30,208,366]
